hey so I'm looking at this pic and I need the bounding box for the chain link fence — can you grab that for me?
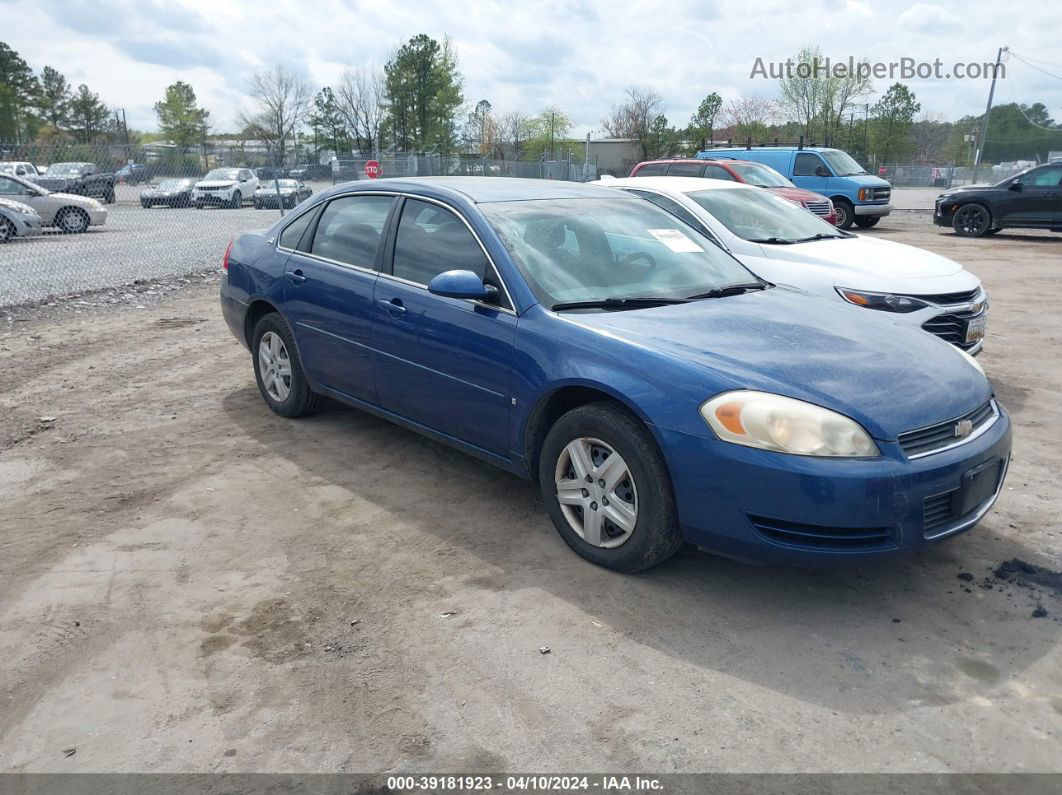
[0,142,596,308]
[880,162,1034,188]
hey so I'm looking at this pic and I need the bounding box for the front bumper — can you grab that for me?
[194,189,237,206]
[9,214,42,237]
[87,207,107,226]
[658,404,1011,565]
[254,194,294,207]
[854,202,892,217]
[933,202,958,225]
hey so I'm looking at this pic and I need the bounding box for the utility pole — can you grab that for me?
[972,45,1008,184]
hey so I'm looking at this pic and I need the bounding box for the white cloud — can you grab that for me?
[4,0,1060,136]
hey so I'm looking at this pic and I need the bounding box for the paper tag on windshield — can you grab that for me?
[648,229,703,253]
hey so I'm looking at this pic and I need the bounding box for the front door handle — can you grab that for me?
[378,297,406,316]
[285,269,306,284]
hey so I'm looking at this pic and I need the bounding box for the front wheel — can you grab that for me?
[0,218,14,244]
[952,204,991,237]
[853,215,880,228]
[539,402,682,573]
[251,313,322,418]
[229,191,242,209]
[103,186,116,204]
[57,207,90,234]
[832,199,855,230]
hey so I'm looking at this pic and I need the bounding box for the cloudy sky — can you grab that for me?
[4,0,1061,136]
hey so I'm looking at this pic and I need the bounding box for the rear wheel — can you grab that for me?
[539,402,682,572]
[103,186,116,204]
[952,204,991,237]
[832,199,855,230]
[853,216,880,228]
[57,207,90,234]
[0,218,14,244]
[251,313,322,418]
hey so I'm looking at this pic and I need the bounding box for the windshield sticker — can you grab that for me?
[648,229,703,253]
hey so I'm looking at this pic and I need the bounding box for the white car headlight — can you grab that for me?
[700,390,879,457]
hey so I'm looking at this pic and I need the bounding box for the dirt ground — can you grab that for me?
[1,222,1060,774]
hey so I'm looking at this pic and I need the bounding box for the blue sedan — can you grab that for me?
[220,177,1011,571]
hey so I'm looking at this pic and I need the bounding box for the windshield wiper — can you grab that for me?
[551,296,690,311]
[790,233,844,243]
[747,236,796,244]
[686,283,768,300]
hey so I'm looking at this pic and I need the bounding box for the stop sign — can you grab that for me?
[363,160,381,179]
[878,165,887,176]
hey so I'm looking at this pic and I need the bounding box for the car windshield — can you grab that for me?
[205,168,240,180]
[158,179,190,190]
[0,164,17,175]
[482,197,758,306]
[728,163,794,188]
[687,188,844,243]
[261,179,298,189]
[46,163,85,176]
[819,150,866,176]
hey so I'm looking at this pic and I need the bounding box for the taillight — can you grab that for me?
[222,240,233,271]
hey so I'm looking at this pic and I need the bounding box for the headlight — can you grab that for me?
[700,390,879,457]
[956,346,984,376]
[836,287,928,313]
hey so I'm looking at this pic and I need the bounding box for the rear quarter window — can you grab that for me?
[633,163,668,176]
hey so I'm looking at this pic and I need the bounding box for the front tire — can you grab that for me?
[832,199,855,230]
[0,218,14,244]
[853,216,880,228]
[104,186,116,204]
[57,207,90,234]
[251,313,322,418]
[229,191,242,209]
[539,402,682,573]
[953,203,991,237]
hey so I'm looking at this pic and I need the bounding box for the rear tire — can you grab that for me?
[539,402,682,573]
[853,216,880,228]
[832,199,855,230]
[103,186,116,204]
[251,313,322,418]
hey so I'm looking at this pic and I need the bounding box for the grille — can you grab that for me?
[898,400,996,458]
[923,492,956,534]
[869,187,891,201]
[748,515,897,551]
[804,200,832,216]
[921,309,984,348]
[908,288,981,306]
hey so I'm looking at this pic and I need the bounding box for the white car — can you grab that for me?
[193,167,258,209]
[598,176,988,354]
[0,161,41,179]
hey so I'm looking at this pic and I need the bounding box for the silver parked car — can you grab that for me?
[0,197,42,243]
[0,172,107,233]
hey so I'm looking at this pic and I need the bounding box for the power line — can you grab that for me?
[999,78,1062,132]
[1008,51,1062,70]
[1008,51,1062,81]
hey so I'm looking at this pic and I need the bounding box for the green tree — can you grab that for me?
[646,114,682,158]
[35,65,71,129]
[524,106,573,159]
[688,91,722,149]
[947,102,1062,165]
[383,34,464,152]
[307,86,345,153]
[0,42,39,140]
[869,83,921,164]
[67,84,110,144]
[154,81,209,149]
[779,45,872,145]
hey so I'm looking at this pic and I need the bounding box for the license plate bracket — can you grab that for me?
[955,459,1001,516]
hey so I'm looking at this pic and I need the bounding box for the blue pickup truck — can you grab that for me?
[696,146,892,230]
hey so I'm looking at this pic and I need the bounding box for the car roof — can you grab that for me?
[330,176,628,204]
[637,158,763,167]
[602,176,761,194]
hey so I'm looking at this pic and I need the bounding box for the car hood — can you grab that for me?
[559,288,990,440]
[196,181,238,189]
[938,184,998,198]
[766,186,830,204]
[33,175,74,186]
[48,191,103,208]
[0,197,35,214]
[742,234,975,289]
[842,174,891,189]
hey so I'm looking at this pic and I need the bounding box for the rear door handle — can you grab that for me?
[285,269,306,284]
[378,297,406,316]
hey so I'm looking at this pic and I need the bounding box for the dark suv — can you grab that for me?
[935,164,1062,237]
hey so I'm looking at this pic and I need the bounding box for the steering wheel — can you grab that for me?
[619,251,657,269]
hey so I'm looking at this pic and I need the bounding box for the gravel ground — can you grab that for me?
[0,222,1060,775]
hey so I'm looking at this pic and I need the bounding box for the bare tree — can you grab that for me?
[779,46,872,144]
[239,66,311,164]
[499,110,535,158]
[601,87,665,158]
[720,96,779,143]
[336,64,386,153]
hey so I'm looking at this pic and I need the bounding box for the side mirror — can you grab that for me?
[814,165,830,177]
[1009,179,1022,191]
[428,270,497,302]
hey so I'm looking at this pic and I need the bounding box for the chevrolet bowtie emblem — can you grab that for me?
[954,419,974,438]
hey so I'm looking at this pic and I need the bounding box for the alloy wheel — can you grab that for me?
[954,205,990,236]
[258,331,292,402]
[555,437,638,548]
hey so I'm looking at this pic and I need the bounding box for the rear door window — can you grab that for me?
[309,195,394,268]
[633,163,668,176]
[666,162,706,177]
